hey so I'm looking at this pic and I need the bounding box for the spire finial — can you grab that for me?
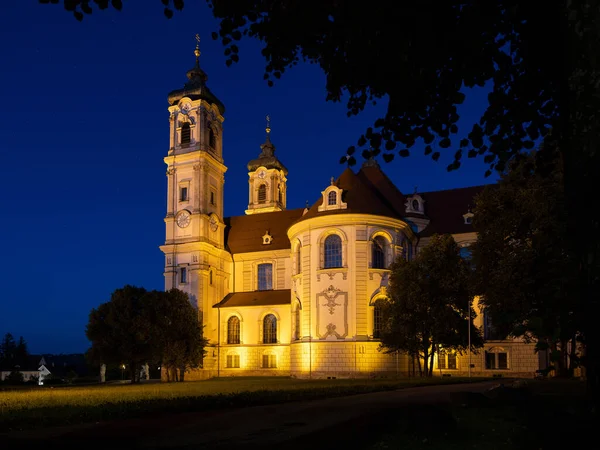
[413,185,418,194]
[330,176,335,185]
[266,114,271,136]
[194,34,201,67]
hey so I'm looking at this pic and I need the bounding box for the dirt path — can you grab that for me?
[3,380,501,449]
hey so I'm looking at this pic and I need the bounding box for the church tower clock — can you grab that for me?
[245,116,288,215]
[159,37,230,339]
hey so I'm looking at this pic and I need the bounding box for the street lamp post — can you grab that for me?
[121,364,125,381]
[468,301,472,380]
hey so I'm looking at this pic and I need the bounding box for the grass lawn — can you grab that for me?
[0,376,481,432]
[368,379,590,449]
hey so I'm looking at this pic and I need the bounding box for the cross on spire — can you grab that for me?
[266,114,271,135]
[194,34,201,66]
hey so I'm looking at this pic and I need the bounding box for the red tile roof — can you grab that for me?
[223,165,489,253]
[224,208,305,254]
[417,185,487,237]
[295,167,403,223]
[214,289,291,308]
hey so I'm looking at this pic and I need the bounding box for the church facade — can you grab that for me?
[159,49,543,380]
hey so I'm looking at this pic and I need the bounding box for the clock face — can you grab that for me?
[176,210,191,228]
[209,216,218,232]
[180,103,191,114]
[258,170,267,179]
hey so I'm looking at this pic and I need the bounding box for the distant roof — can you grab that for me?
[0,355,42,372]
[214,289,291,308]
[418,185,487,237]
[224,208,305,254]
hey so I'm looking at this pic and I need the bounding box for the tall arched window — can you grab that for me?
[263,314,277,344]
[373,301,384,338]
[295,243,302,275]
[258,184,267,203]
[181,123,191,145]
[328,191,337,205]
[258,263,273,290]
[294,305,301,340]
[324,234,342,268]
[372,236,387,269]
[227,316,240,344]
[209,127,216,149]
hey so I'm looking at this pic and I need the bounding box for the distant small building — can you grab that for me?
[0,356,50,385]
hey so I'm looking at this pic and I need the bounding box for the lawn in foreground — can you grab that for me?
[0,376,481,432]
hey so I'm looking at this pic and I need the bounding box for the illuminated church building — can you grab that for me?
[160,47,542,379]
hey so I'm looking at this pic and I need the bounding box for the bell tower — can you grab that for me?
[245,116,288,215]
[159,37,230,338]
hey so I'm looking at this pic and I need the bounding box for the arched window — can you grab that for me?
[227,316,240,344]
[181,123,191,145]
[372,236,387,269]
[295,243,302,275]
[412,199,419,211]
[324,234,342,268]
[373,301,384,338]
[294,305,301,340]
[258,184,267,203]
[209,127,216,149]
[278,187,283,204]
[328,191,337,205]
[209,270,213,286]
[263,314,277,344]
[258,263,273,290]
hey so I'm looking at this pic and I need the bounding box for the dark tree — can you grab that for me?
[0,333,17,363]
[86,285,155,383]
[381,234,483,377]
[43,0,600,404]
[15,336,29,367]
[150,289,207,382]
[472,145,581,376]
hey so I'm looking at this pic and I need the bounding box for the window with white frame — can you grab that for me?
[438,352,457,369]
[485,347,509,369]
[324,235,343,268]
[373,300,384,338]
[227,316,240,344]
[257,263,273,290]
[226,353,240,368]
[263,314,277,344]
[372,236,387,269]
[262,354,277,368]
[180,186,189,202]
[258,184,267,203]
[328,191,337,205]
[294,303,301,340]
[295,243,302,275]
[181,122,191,145]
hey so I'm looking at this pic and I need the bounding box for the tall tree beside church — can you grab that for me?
[150,289,207,382]
[471,146,581,376]
[45,0,600,403]
[86,285,156,383]
[380,234,483,377]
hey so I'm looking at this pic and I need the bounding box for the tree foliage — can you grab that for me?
[150,289,207,382]
[472,146,581,376]
[381,234,483,377]
[0,333,29,368]
[86,286,205,383]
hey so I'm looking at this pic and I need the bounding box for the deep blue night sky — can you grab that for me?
[0,1,497,354]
